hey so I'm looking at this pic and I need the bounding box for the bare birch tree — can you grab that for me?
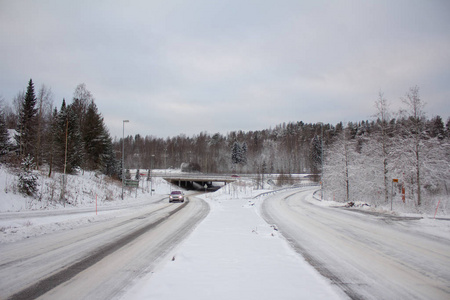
[398,85,426,206]
[374,91,392,203]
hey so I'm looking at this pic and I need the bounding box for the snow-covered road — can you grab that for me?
[262,188,450,300]
[0,196,209,300]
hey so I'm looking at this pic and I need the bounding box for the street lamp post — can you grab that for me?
[122,120,129,200]
[317,122,324,200]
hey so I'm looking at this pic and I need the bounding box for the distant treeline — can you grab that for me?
[1,82,449,207]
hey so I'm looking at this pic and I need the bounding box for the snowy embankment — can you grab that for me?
[0,166,175,243]
[122,182,346,300]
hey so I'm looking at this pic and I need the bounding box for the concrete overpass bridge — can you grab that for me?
[159,173,238,191]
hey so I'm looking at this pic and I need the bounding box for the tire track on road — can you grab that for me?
[8,200,189,300]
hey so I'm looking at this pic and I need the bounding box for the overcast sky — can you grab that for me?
[1,0,449,139]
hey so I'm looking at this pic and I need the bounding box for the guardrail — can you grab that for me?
[252,183,319,199]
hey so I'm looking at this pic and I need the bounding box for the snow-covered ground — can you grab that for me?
[122,182,346,300]
[1,166,449,299]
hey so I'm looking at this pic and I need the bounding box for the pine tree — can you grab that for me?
[16,79,38,161]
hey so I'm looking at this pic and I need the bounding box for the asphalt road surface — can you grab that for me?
[261,188,450,300]
[0,196,209,300]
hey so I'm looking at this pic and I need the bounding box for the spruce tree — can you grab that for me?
[241,142,248,165]
[81,101,110,171]
[53,100,83,174]
[0,107,10,158]
[18,155,38,196]
[48,107,59,177]
[429,116,445,140]
[65,104,83,173]
[231,142,242,165]
[102,136,118,177]
[310,135,322,174]
[16,79,38,160]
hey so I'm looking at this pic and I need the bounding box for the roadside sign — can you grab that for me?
[125,179,139,187]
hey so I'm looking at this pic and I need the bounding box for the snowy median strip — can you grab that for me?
[122,186,344,300]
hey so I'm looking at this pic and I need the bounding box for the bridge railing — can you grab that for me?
[161,174,238,183]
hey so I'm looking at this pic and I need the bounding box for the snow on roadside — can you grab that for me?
[309,188,450,241]
[0,165,176,243]
[122,181,345,300]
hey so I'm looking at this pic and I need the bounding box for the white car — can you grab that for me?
[169,191,185,203]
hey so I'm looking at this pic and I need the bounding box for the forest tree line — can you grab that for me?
[1,81,449,207]
[323,87,449,207]
[114,86,449,207]
[0,80,117,178]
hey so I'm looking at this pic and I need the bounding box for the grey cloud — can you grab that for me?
[1,0,449,138]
